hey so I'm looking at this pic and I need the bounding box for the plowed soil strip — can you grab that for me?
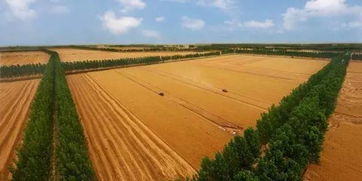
[304,61,362,181]
[0,79,39,180]
[67,74,196,181]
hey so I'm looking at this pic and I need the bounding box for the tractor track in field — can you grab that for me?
[116,70,245,134]
[140,66,269,110]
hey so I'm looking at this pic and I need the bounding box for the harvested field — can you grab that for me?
[0,79,39,180]
[66,55,327,180]
[0,51,49,66]
[51,48,205,62]
[304,61,362,181]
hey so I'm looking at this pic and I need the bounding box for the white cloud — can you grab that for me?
[142,30,161,39]
[4,0,37,21]
[181,16,205,30]
[117,0,146,13]
[164,0,235,10]
[342,21,362,29]
[100,11,142,35]
[243,19,274,29]
[224,19,275,30]
[305,0,346,15]
[50,5,69,14]
[197,0,235,10]
[283,8,308,30]
[283,0,362,30]
[155,16,165,22]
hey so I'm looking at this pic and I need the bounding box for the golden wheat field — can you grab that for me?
[0,51,49,66]
[66,54,327,180]
[305,61,362,181]
[0,79,39,180]
[51,48,206,62]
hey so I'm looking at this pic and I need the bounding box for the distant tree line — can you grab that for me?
[68,45,202,52]
[0,64,45,78]
[11,50,96,180]
[195,44,362,52]
[352,54,362,60]
[189,52,350,181]
[62,52,220,72]
[233,49,339,58]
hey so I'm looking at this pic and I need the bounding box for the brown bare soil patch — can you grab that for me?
[0,79,39,180]
[0,51,49,66]
[66,55,327,180]
[304,61,362,181]
[51,48,204,62]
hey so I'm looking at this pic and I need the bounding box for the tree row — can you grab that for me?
[190,52,350,181]
[11,51,96,180]
[232,49,339,58]
[0,64,46,78]
[352,54,362,60]
[62,52,220,72]
[195,44,362,52]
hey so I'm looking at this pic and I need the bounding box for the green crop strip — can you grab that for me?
[11,50,96,180]
[189,52,350,181]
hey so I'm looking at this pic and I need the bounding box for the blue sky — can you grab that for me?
[0,0,361,46]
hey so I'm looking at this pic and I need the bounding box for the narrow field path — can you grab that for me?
[67,74,196,181]
[0,80,39,180]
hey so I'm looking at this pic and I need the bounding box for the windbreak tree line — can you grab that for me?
[190,52,350,181]
[11,50,96,180]
[195,43,362,52]
[62,52,220,72]
[68,45,202,52]
[233,49,339,58]
[0,63,46,78]
[51,50,96,180]
[11,54,56,180]
[352,54,362,60]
